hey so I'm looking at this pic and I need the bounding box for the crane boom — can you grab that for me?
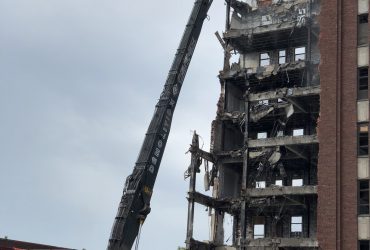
[108,1,213,249]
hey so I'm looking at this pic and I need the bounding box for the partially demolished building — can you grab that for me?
[184,0,370,249]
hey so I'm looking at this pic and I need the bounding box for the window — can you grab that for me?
[277,131,284,137]
[293,129,304,136]
[291,216,303,237]
[358,14,369,46]
[292,178,303,187]
[358,67,368,100]
[359,180,369,215]
[256,181,266,188]
[279,50,286,64]
[253,217,265,239]
[358,124,369,156]
[257,132,267,139]
[258,100,269,105]
[360,240,370,250]
[261,15,272,25]
[260,53,270,67]
[294,47,306,61]
[275,180,283,186]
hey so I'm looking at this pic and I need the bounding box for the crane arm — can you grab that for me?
[108,1,213,249]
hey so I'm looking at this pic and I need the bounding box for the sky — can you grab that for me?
[0,1,226,249]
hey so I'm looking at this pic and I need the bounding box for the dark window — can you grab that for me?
[358,67,368,100]
[358,14,369,46]
[359,240,370,250]
[359,180,370,215]
[260,53,270,67]
[358,124,369,156]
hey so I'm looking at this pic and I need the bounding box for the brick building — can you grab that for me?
[184,0,370,249]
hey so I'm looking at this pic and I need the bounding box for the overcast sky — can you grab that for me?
[0,1,226,249]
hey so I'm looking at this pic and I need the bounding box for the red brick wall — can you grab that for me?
[318,0,358,249]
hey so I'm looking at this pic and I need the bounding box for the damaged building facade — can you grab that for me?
[184,0,370,249]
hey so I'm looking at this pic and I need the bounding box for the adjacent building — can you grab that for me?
[184,0,370,249]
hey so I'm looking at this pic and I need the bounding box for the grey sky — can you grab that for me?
[0,1,225,249]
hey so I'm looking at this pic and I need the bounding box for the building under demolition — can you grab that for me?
[184,0,370,249]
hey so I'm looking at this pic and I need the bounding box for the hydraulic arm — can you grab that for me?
[107,1,213,249]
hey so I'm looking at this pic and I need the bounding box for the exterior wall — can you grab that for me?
[318,0,359,250]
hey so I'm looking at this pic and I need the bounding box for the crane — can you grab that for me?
[107,0,214,249]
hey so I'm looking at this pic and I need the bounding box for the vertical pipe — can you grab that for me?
[239,92,250,250]
[226,0,231,31]
[186,132,199,249]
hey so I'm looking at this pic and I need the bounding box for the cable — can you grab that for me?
[134,222,143,250]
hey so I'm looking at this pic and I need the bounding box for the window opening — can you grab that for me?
[358,14,369,46]
[291,216,303,237]
[279,50,286,64]
[359,180,370,215]
[293,129,304,136]
[358,67,368,100]
[277,131,284,137]
[253,217,265,239]
[257,132,267,139]
[260,53,270,67]
[294,47,306,61]
[358,124,369,156]
[292,178,303,187]
[275,180,283,186]
[261,15,272,25]
[256,181,266,188]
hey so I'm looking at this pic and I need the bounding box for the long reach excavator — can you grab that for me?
[107,1,214,249]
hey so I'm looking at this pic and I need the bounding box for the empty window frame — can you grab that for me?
[294,47,306,61]
[275,180,283,186]
[358,124,369,156]
[291,216,303,236]
[292,178,303,186]
[358,14,369,46]
[261,15,272,25]
[257,132,267,139]
[359,180,370,215]
[253,217,265,239]
[293,128,304,136]
[260,52,270,67]
[256,181,266,188]
[279,50,286,64]
[358,67,368,100]
[359,240,370,250]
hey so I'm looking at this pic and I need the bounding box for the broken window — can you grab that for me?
[358,124,369,156]
[256,181,266,188]
[292,178,303,187]
[358,14,369,46]
[359,180,369,215]
[291,216,303,237]
[261,15,272,25]
[260,53,270,67]
[293,128,304,136]
[279,50,286,64]
[257,132,267,139]
[253,217,265,239]
[275,180,283,186]
[358,67,368,100]
[360,240,370,250]
[294,47,306,61]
